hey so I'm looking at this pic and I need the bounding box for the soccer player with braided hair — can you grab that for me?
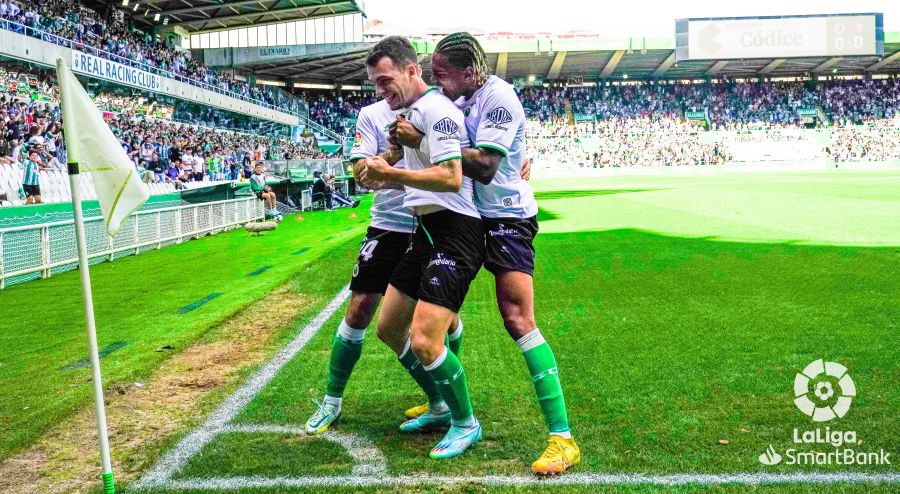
[392,31,581,475]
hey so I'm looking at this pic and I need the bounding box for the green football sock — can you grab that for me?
[518,329,571,434]
[424,348,474,424]
[324,321,366,398]
[448,318,463,358]
[398,340,444,405]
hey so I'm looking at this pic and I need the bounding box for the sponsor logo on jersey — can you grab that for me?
[432,117,459,135]
[486,107,513,125]
[489,224,520,237]
[428,252,457,268]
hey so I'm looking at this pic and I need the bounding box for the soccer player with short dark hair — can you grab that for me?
[392,32,580,474]
[357,35,484,459]
[304,52,464,436]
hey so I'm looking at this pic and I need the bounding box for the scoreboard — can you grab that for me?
[675,13,884,61]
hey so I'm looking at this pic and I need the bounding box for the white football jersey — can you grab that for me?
[456,76,537,219]
[348,100,416,233]
[399,88,478,219]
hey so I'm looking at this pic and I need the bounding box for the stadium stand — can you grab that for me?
[306,91,376,137]
[1,0,897,198]
[519,78,900,127]
[296,78,899,170]
[0,62,329,206]
[0,0,304,114]
[301,78,898,131]
[4,70,898,204]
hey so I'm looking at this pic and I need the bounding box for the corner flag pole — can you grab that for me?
[57,56,147,493]
[67,161,116,494]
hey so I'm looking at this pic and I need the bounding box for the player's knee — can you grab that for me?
[375,321,392,343]
[501,307,536,339]
[344,313,368,330]
[409,329,442,364]
[345,297,378,329]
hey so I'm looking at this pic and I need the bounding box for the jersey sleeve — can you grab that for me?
[474,85,523,156]
[348,108,380,160]
[422,99,464,164]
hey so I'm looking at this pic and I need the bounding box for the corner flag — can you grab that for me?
[55,57,152,494]
[56,58,148,237]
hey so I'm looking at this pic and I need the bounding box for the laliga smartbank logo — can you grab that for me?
[793,359,855,422]
[757,359,891,467]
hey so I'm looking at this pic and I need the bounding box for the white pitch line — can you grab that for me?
[157,472,900,490]
[133,285,351,488]
[130,281,900,492]
[222,424,387,476]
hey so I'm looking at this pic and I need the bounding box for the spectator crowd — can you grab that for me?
[519,78,900,169]
[1,15,899,205]
[306,91,376,137]
[1,64,327,204]
[302,77,899,170]
[527,117,728,169]
[0,0,303,114]
[519,78,900,128]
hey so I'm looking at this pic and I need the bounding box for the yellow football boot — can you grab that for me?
[531,435,581,475]
[404,402,429,419]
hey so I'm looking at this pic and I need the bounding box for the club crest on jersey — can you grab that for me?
[486,107,513,125]
[432,117,459,135]
[354,130,362,145]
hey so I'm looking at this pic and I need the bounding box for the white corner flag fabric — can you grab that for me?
[56,58,149,237]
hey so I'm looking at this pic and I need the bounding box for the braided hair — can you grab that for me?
[434,32,490,84]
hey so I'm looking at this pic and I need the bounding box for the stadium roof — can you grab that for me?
[238,32,900,85]
[93,0,363,31]
[413,34,900,82]
[233,43,371,82]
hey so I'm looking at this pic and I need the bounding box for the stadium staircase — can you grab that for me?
[563,98,576,126]
[816,106,831,126]
[304,119,345,155]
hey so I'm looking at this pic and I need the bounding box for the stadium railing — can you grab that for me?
[258,159,350,210]
[0,18,306,117]
[302,118,344,146]
[262,158,346,180]
[0,196,264,289]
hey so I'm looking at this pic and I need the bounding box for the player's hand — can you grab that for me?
[359,156,392,185]
[390,115,424,149]
[382,144,403,165]
[520,157,532,181]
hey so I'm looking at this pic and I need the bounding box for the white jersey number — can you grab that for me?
[359,239,379,262]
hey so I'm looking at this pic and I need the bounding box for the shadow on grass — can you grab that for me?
[536,189,655,223]
[536,207,559,222]
[232,228,898,478]
[534,188,654,201]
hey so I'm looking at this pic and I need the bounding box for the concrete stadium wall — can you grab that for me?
[0,29,299,126]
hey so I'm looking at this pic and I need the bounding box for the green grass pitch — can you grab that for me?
[2,170,899,493]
